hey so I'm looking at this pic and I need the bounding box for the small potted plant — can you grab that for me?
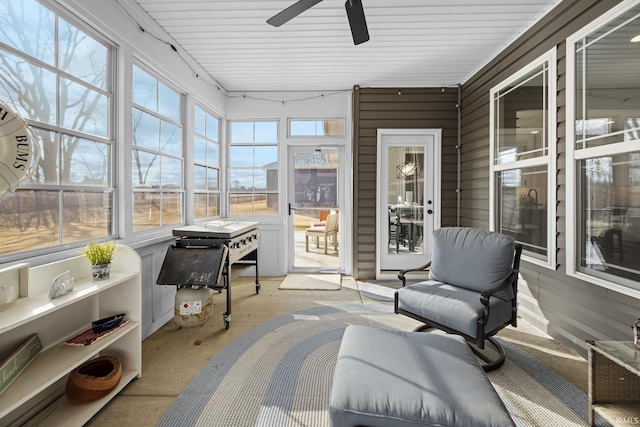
[81,241,117,281]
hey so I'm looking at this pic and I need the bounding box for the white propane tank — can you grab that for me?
[174,286,214,328]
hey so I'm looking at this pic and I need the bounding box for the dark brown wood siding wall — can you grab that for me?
[460,0,635,356]
[352,87,459,279]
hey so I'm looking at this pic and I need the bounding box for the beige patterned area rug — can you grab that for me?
[158,303,611,427]
[278,273,341,290]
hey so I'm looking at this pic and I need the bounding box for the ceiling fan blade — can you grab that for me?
[267,0,324,27]
[345,0,369,45]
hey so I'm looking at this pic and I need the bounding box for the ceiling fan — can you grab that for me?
[267,0,370,45]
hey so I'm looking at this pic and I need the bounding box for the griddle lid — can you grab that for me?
[156,244,228,287]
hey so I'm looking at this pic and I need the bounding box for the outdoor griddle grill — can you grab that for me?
[156,220,260,329]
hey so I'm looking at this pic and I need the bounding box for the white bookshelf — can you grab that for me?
[0,245,141,427]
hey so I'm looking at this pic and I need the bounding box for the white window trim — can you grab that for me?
[130,62,186,240]
[565,0,640,299]
[227,119,280,219]
[489,48,557,269]
[193,100,222,223]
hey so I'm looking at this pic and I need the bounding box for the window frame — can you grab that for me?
[131,63,185,236]
[193,103,221,221]
[227,119,279,217]
[489,48,557,269]
[565,0,640,298]
[0,0,117,261]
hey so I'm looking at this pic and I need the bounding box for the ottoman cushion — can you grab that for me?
[329,325,514,427]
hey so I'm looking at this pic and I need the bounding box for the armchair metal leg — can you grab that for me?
[469,337,506,372]
[409,321,506,371]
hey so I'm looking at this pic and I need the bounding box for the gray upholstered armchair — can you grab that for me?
[395,227,522,371]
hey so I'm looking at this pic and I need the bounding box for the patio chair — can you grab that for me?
[305,213,338,254]
[395,227,522,371]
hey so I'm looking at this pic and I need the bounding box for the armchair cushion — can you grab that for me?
[396,280,513,339]
[429,227,515,300]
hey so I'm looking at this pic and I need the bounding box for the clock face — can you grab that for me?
[0,101,33,193]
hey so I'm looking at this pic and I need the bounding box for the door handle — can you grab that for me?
[289,203,292,215]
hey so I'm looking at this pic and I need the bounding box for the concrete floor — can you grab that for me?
[87,276,587,426]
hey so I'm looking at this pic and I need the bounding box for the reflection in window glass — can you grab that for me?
[579,154,640,282]
[0,50,57,124]
[0,0,55,64]
[387,146,425,255]
[493,64,547,162]
[290,119,344,136]
[58,19,107,90]
[229,121,279,215]
[193,105,221,220]
[0,0,114,257]
[60,78,108,137]
[497,166,547,258]
[575,7,640,150]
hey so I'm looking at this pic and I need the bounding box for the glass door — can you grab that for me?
[377,129,441,277]
[288,146,342,271]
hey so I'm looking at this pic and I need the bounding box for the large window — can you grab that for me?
[194,105,220,219]
[567,1,640,292]
[0,0,113,256]
[131,65,183,231]
[228,121,278,216]
[490,49,557,267]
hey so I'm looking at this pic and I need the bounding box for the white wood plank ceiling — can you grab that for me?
[132,0,562,92]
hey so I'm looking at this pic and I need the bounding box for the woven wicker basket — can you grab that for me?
[65,356,122,404]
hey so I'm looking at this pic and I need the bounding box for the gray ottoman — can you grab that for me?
[329,325,515,427]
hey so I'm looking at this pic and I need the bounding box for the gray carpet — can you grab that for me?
[357,279,420,301]
[279,273,342,290]
[158,304,610,427]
